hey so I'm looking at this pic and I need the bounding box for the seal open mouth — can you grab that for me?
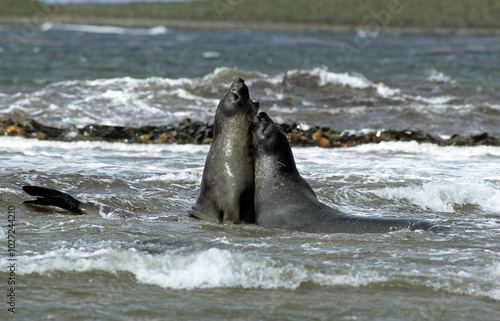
[229,78,249,100]
[228,78,260,109]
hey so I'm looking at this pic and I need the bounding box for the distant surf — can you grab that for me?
[2,67,499,136]
[40,22,169,35]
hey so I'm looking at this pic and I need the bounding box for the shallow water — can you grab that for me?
[0,24,500,320]
[1,137,499,320]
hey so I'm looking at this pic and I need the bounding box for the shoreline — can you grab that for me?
[1,16,500,36]
[2,118,499,148]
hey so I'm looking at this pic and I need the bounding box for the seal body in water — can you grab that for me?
[191,78,259,224]
[22,185,99,215]
[252,112,437,233]
[22,185,135,217]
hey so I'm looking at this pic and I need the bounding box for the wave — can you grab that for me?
[351,141,500,157]
[142,170,202,183]
[11,247,307,290]
[1,66,498,135]
[258,66,401,98]
[40,22,169,36]
[373,180,500,214]
[0,136,209,154]
[4,135,499,158]
[426,69,457,84]
[4,246,499,300]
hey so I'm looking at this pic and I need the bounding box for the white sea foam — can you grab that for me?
[0,136,209,154]
[260,67,402,99]
[488,262,500,300]
[414,261,500,301]
[8,246,498,299]
[142,170,201,183]
[0,67,484,132]
[0,74,219,127]
[375,83,401,98]
[315,69,371,89]
[40,22,168,36]
[10,247,309,290]
[282,67,401,98]
[2,67,497,140]
[171,88,219,105]
[311,269,389,287]
[427,69,457,84]
[374,180,500,213]
[2,247,412,291]
[351,141,500,158]
[356,29,379,39]
[411,95,457,105]
[79,76,193,89]
[202,51,221,59]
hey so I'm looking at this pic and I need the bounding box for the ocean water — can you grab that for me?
[0,23,500,320]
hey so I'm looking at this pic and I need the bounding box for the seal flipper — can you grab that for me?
[22,185,86,215]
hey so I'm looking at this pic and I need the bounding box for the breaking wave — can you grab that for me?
[1,247,497,300]
[40,22,169,36]
[374,180,500,213]
[1,67,499,135]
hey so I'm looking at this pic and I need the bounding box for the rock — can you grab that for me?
[2,118,499,148]
[312,129,322,141]
[6,125,21,136]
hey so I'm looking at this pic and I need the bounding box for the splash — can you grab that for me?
[375,180,500,213]
[1,67,497,135]
[10,247,307,290]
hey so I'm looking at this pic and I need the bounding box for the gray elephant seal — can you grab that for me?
[253,112,438,233]
[191,78,259,224]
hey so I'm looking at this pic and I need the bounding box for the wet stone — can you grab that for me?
[1,118,499,148]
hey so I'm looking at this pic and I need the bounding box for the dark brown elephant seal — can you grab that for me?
[191,78,259,224]
[253,112,440,233]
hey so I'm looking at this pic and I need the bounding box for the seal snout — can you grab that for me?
[256,112,272,123]
[230,78,250,100]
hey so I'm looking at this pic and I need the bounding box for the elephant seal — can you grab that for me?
[191,78,259,224]
[252,112,438,233]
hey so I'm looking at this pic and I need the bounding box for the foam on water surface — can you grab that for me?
[374,180,500,213]
[2,67,496,135]
[0,136,209,154]
[2,244,498,301]
[1,26,500,320]
[40,22,169,36]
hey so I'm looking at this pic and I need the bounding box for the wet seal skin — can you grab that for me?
[252,112,443,233]
[22,185,135,218]
[191,78,259,224]
[22,185,97,215]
